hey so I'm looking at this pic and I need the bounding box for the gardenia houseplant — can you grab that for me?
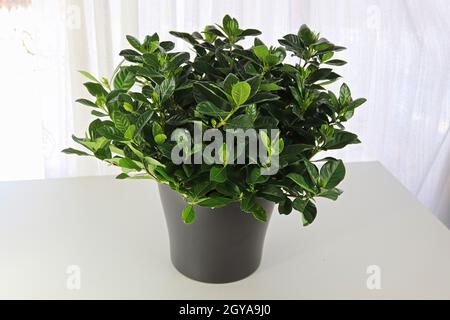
[64,15,366,283]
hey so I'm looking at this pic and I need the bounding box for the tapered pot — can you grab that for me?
[158,184,274,284]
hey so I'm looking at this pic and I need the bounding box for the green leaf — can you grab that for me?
[292,198,317,226]
[118,158,142,171]
[246,92,279,105]
[134,110,154,137]
[193,83,230,110]
[116,173,130,180]
[169,52,190,70]
[143,53,160,69]
[231,81,251,106]
[222,15,239,37]
[259,130,271,150]
[304,160,319,183]
[218,143,229,166]
[240,194,267,222]
[339,83,352,105]
[159,78,175,102]
[97,124,124,140]
[252,206,268,222]
[112,111,130,132]
[91,110,108,118]
[323,131,360,150]
[192,181,214,199]
[253,45,270,62]
[278,197,293,215]
[258,185,285,203]
[319,160,346,189]
[84,82,107,97]
[247,167,269,184]
[325,59,347,66]
[307,68,332,84]
[124,125,136,140]
[349,98,367,109]
[260,83,283,91]
[76,99,98,108]
[240,29,262,37]
[197,197,234,208]
[143,33,160,53]
[210,166,227,183]
[216,182,240,198]
[298,24,316,45]
[247,76,261,97]
[287,173,317,194]
[245,104,257,122]
[114,68,135,91]
[224,73,239,94]
[62,148,90,156]
[224,115,253,130]
[79,70,99,83]
[152,122,164,137]
[319,188,343,201]
[123,102,134,113]
[196,101,229,117]
[154,134,167,145]
[182,205,196,224]
[160,41,175,52]
[145,156,165,168]
[126,35,142,52]
[169,31,198,45]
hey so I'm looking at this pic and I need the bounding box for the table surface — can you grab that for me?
[1,161,450,300]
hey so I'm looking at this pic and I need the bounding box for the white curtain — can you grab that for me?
[1,0,449,226]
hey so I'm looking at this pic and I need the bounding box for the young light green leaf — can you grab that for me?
[253,45,270,62]
[231,81,251,106]
[182,205,196,224]
[79,70,99,83]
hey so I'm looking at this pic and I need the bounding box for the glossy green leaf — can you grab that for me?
[287,173,317,194]
[159,78,176,102]
[292,198,317,226]
[319,160,346,189]
[112,111,130,133]
[278,197,293,215]
[62,148,90,156]
[210,166,227,183]
[114,68,135,91]
[126,35,142,52]
[231,82,251,106]
[196,101,229,117]
[182,205,196,224]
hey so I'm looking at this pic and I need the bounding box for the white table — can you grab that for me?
[1,162,449,300]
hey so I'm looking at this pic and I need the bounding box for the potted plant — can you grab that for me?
[63,15,366,283]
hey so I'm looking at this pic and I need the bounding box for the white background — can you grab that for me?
[0,0,449,226]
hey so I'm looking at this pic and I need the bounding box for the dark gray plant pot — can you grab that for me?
[158,184,274,284]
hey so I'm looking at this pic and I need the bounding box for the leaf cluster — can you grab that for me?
[63,15,366,226]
